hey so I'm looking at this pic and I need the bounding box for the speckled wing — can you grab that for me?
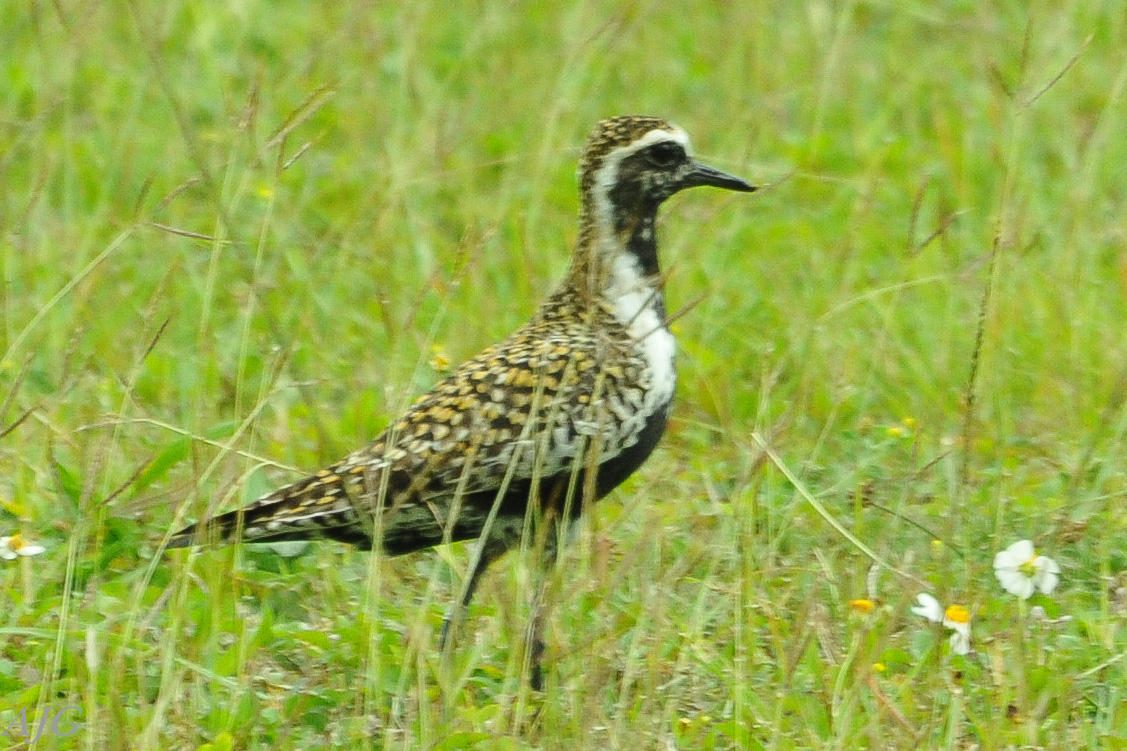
[166,292,657,554]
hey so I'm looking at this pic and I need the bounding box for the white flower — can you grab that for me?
[993,540,1060,599]
[942,605,972,655]
[911,593,972,655]
[0,534,46,560]
[911,593,944,622]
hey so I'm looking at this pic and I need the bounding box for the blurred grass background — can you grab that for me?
[2,1,1126,748]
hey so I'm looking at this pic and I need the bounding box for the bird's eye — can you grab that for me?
[645,141,684,168]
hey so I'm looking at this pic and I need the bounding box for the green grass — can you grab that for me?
[3,1,1127,748]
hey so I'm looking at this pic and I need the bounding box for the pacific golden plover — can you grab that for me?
[168,115,754,687]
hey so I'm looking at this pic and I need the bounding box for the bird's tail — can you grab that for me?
[165,471,374,550]
[166,502,268,549]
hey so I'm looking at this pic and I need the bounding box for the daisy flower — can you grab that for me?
[0,533,46,561]
[941,604,972,655]
[911,593,972,655]
[993,539,1060,600]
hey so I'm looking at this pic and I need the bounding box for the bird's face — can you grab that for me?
[582,118,755,231]
[607,132,755,210]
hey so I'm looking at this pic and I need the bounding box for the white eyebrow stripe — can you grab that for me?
[610,126,691,161]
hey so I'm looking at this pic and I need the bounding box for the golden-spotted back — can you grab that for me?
[167,285,649,554]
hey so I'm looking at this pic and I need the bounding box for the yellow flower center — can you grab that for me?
[1019,553,1039,577]
[944,604,970,624]
[8,533,26,551]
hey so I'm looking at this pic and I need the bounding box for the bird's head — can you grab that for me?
[578,115,755,234]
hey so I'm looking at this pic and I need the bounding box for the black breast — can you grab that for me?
[592,395,672,499]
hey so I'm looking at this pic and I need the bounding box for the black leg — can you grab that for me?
[526,527,560,691]
[527,593,547,691]
[439,512,561,690]
[440,535,507,650]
